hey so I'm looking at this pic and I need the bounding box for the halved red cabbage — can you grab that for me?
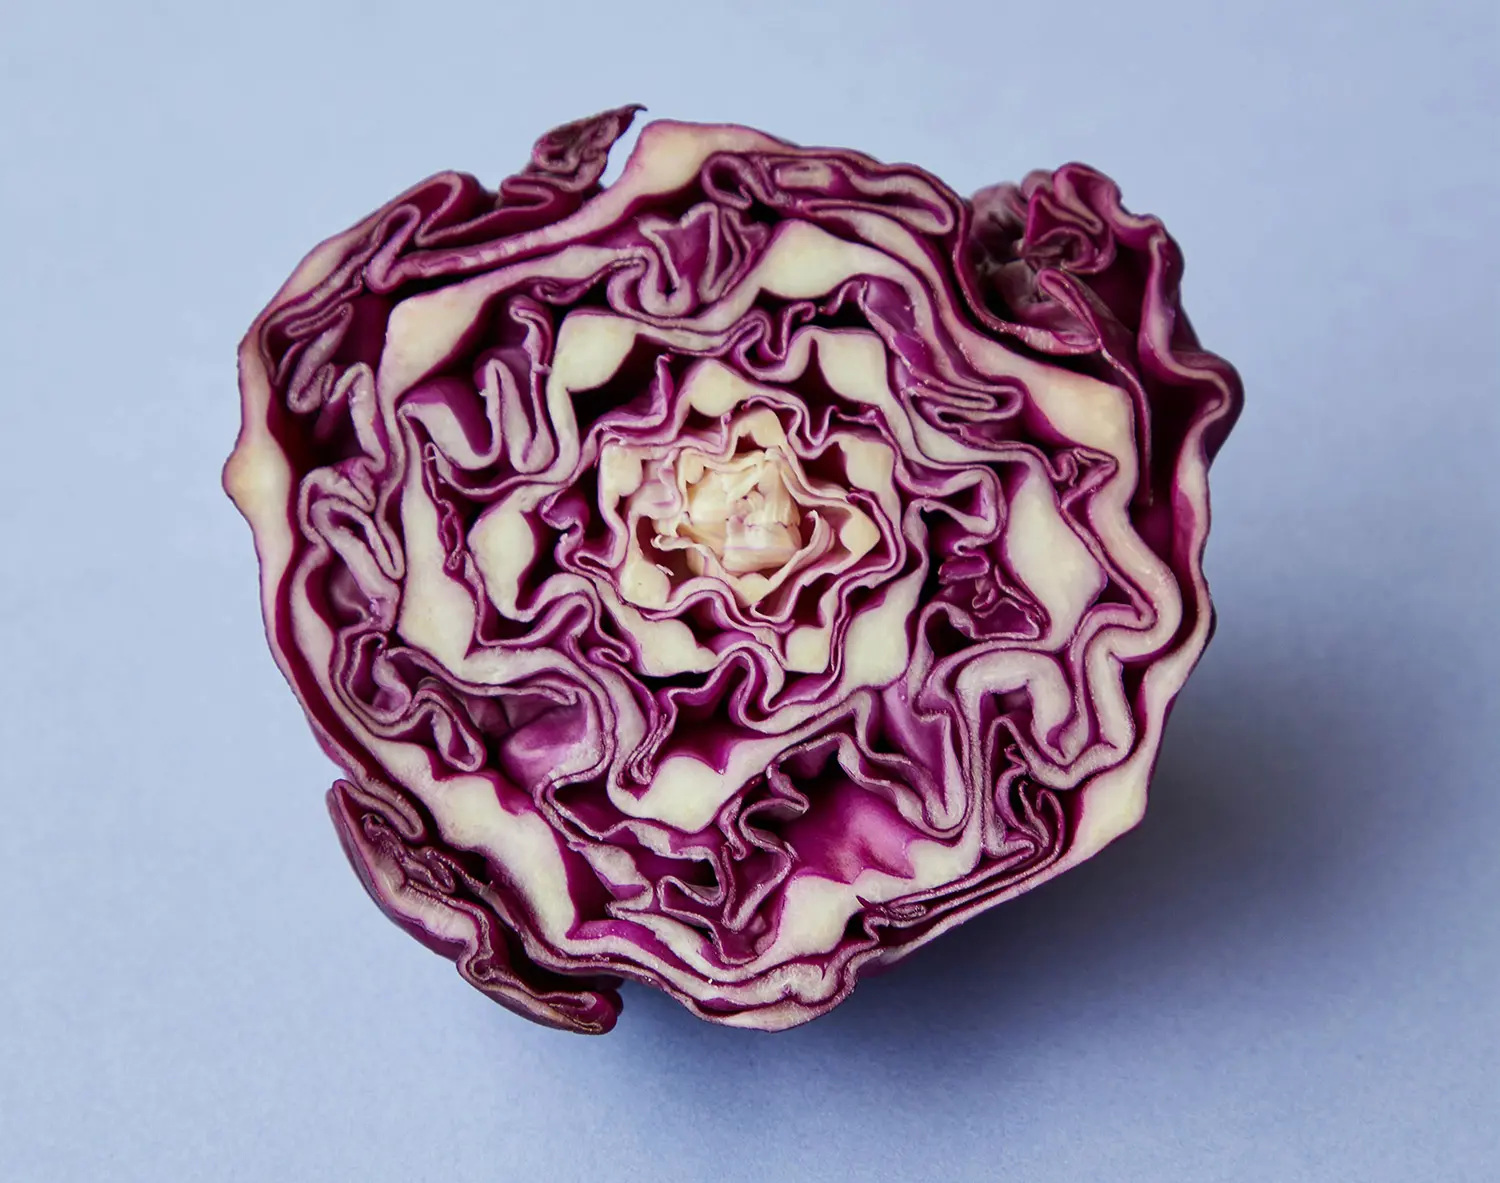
[225,106,1242,1033]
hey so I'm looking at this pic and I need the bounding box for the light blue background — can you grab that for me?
[2,2,1495,1179]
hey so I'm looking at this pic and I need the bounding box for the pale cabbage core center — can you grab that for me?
[660,449,804,575]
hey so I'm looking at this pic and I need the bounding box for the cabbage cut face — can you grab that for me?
[225,106,1242,1032]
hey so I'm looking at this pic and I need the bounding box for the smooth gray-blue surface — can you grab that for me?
[2,1,1496,1179]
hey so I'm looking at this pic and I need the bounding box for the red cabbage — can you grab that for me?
[224,106,1242,1033]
